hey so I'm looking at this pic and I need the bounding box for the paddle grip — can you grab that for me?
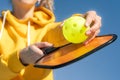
[41,47,60,55]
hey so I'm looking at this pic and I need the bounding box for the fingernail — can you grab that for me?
[49,43,53,46]
[86,30,91,35]
[85,23,89,27]
[84,41,88,45]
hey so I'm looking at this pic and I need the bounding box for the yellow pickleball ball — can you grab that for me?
[62,16,89,43]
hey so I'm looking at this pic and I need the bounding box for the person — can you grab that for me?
[0,0,101,80]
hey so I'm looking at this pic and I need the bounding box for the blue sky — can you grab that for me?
[0,0,120,80]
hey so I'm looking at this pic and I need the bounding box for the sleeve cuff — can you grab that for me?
[7,51,25,73]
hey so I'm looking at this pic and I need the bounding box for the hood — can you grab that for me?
[2,6,55,27]
[0,7,55,46]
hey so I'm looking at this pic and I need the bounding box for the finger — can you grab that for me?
[89,16,102,33]
[84,11,97,27]
[27,45,44,63]
[29,45,44,55]
[84,29,100,45]
[34,42,53,48]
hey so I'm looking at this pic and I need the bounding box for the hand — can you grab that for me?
[83,11,102,44]
[19,42,53,65]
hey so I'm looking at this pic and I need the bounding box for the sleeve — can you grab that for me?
[42,22,69,47]
[0,50,25,80]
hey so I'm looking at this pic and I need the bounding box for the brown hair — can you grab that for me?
[40,0,54,11]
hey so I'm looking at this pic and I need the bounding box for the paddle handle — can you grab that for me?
[41,47,60,55]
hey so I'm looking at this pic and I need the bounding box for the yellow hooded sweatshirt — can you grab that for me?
[0,7,68,80]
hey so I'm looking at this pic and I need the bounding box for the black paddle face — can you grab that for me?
[34,34,117,69]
